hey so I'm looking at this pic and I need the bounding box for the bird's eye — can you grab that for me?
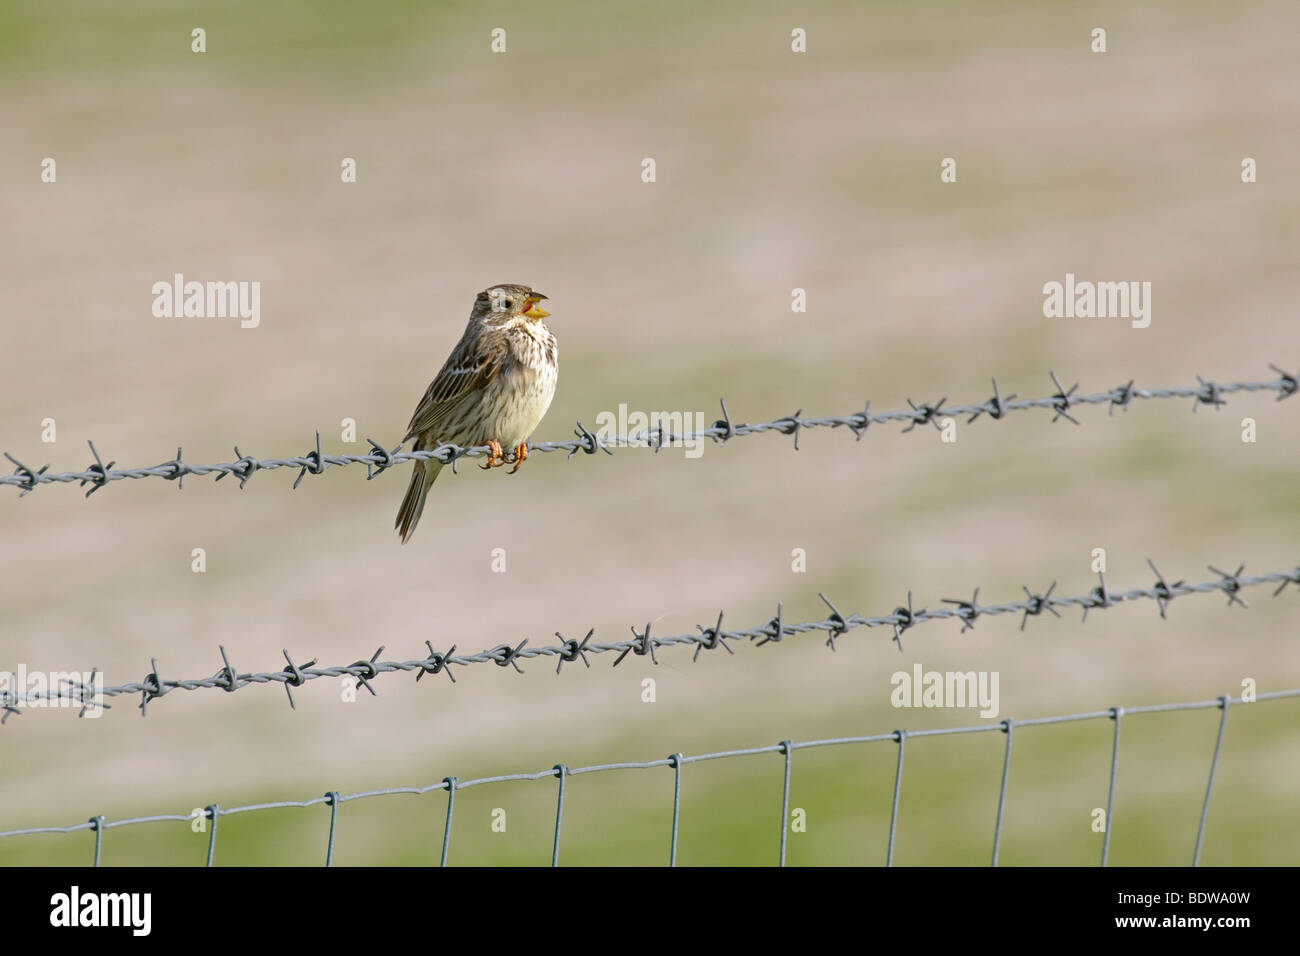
[502,299,513,310]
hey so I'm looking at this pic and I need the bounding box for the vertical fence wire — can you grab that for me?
[1193,696,1231,866]
[204,804,219,867]
[1102,708,1123,867]
[887,730,906,866]
[669,754,682,867]
[324,792,339,867]
[779,741,793,867]
[991,719,1014,866]
[440,777,456,868]
[551,765,568,867]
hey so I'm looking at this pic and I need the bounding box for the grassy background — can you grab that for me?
[2,0,1298,865]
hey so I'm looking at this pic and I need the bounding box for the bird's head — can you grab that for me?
[473,284,550,324]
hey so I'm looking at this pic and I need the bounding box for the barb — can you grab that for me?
[5,559,1297,719]
[3,367,1294,496]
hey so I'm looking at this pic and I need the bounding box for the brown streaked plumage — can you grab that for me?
[395,283,558,543]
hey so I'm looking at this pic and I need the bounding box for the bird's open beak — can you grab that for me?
[523,293,550,319]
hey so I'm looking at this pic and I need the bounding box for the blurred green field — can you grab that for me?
[2,0,1298,866]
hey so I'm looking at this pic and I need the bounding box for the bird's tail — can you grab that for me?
[395,458,443,543]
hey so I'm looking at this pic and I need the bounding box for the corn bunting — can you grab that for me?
[395,284,558,542]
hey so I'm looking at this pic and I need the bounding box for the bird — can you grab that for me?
[395,283,558,543]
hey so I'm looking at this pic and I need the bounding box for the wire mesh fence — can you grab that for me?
[1,688,1294,866]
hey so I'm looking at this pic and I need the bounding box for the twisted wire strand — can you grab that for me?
[4,559,1295,721]
[3,366,1294,497]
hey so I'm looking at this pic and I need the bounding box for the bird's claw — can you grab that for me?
[507,443,529,475]
[481,438,505,469]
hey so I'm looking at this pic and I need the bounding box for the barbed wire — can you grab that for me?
[3,366,1294,497]
[5,558,1296,722]
[2,688,1295,865]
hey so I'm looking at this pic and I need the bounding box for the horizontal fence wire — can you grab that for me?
[2,688,1294,866]
[2,366,1295,497]
[3,558,1297,720]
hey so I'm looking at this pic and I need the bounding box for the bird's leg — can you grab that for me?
[507,442,529,474]
[481,438,504,469]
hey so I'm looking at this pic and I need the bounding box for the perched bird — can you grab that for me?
[395,284,558,543]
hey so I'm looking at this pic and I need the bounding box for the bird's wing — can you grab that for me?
[404,332,505,441]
